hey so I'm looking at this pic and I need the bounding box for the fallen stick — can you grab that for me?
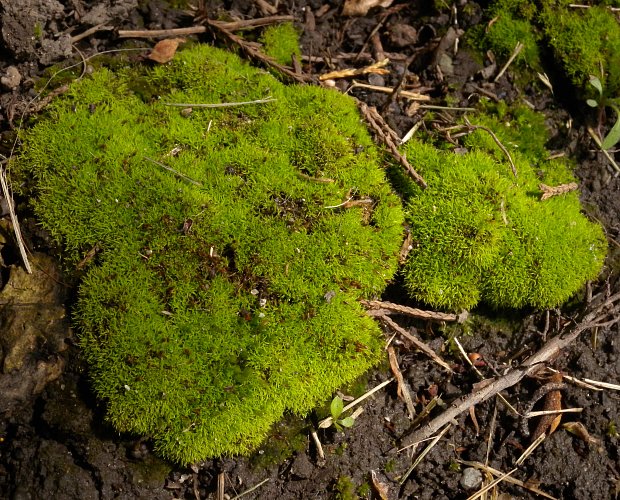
[400,291,620,448]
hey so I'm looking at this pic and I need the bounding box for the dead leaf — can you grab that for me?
[342,0,394,16]
[563,421,600,445]
[148,38,186,64]
[371,470,389,500]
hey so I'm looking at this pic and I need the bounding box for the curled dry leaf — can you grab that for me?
[371,470,389,500]
[563,421,600,445]
[148,38,186,64]
[342,0,394,16]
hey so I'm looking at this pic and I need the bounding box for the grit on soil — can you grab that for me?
[1,1,620,499]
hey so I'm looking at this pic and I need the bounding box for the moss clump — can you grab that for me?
[260,22,301,66]
[477,0,620,96]
[470,0,541,69]
[14,44,404,463]
[400,105,606,311]
[540,2,620,93]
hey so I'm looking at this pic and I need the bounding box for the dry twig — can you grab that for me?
[380,315,453,372]
[463,117,517,177]
[400,291,620,448]
[205,19,310,84]
[388,345,417,419]
[356,101,427,188]
[362,299,462,322]
[320,59,390,81]
[118,15,295,38]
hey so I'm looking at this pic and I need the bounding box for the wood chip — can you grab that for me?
[342,0,394,16]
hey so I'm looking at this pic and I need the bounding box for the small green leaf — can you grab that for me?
[601,106,620,150]
[586,99,599,108]
[330,396,344,420]
[589,75,603,96]
[339,416,355,428]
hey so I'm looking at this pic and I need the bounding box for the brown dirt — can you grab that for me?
[1,1,620,499]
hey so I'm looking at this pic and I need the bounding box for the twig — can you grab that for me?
[0,166,31,273]
[380,315,453,373]
[569,3,620,11]
[464,117,517,177]
[356,100,427,188]
[217,473,225,500]
[388,345,417,419]
[349,81,431,101]
[320,59,390,81]
[399,292,620,448]
[70,23,113,43]
[205,19,310,84]
[163,97,276,108]
[144,156,202,186]
[399,424,451,485]
[310,429,325,460]
[118,16,296,39]
[515,432,546,466]
[459,460,557,499]
[468,468,518,500]
[582,378,620,391]
[587,126,620,174]
[362,299,462,322]
[230,478,270,500]
[494,42,524,82]
[118,26,207,38]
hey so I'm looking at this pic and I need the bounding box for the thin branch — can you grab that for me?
[118,15,295,39]
[464,117,517,177]
[587,126,620,175]
[205,19,310,84]
[0,166,31,273]
[357,100,427,189]
[399,292,620,448]
[163,97,276,108]
[118,26,207,38]
[144,156,202,186]
[380,315,453,373]
[494,42,524,82]
[362,299,463,322]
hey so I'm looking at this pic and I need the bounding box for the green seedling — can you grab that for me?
[329,396,356,431]
[586,75,620,150]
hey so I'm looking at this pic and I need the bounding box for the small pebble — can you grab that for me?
[1,66,21,90]
[367,73,385,87]
[459,467,483,490]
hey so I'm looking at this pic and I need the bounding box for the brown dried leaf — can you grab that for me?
[342,0,394,16]
[148,38,186,64]
[563,421,600,444]
[371,470,389,500]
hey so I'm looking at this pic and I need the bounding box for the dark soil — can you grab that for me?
[1,1,620,499]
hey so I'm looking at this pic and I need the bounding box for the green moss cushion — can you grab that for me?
[400,106,606,311]
[16,44,404,463]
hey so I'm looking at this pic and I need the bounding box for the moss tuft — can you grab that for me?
[400,105,606,311]
[469,0,540,69]
[260,22,301,66]
[540,3,620,93]
[14,44,404,463]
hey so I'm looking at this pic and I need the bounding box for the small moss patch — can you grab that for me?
[14,44,404,463]
[399,105,606,311]
[260,22,301,66]
[477,0,620,96]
